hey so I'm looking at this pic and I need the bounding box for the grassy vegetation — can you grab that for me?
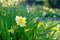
[0,3,60,40]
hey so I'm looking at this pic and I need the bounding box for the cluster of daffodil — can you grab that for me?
[14,15,60,32]
[26,6,35,13]
[50,24,60,40]
[26,6,57,18]
[42,6,56,13]
[37,19,60,39]
[0,0,19,7]
[0,3,60,40]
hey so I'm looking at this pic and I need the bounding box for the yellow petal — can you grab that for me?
[43,6,49,10]
[37,22,43,28]
[6,0,11,2]
[24,29,30,32]
[53,26,58,31]
[8,29,14,33]
[2,3,7,7]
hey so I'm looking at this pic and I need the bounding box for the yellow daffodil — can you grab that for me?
[1,0,18,7]
[13,2,18,6]
[37,22,43,28]
[52,10,55,13]
[26,6,35,13]
[2,2,8,7]
[43,6,49,10]
[52,26,59,31]
[49,8,55,13]
[6,0,11,2]
[45,7,49,10]
[52,24,60,31]
[26,6,31,13]
[2,0,12,7]
[57,24,60,28]
[49,8,53,12]
[12,0,19,4]
[34,17,39,23]
[42,12,46,16]
[15,16,26,27]
[24,29,30,32]
[8,28,14,33]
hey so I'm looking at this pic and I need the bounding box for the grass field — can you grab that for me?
[0,2,60,40]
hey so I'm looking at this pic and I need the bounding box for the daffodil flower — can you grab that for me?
[15,16,26,27]
[37,22,43,28]
[1,0,19,7]
[26,6,31,13]
[42,12,46,16]
[24,29,30,32]
[53,26,59,31]
[52,24,60,31]
[6,0,11,2]
[34,17,39,23]
[2,2,8,7]
[43,6,49,10]
[57,24,60,28]
[8,27,14,33]
[49,8,55,13]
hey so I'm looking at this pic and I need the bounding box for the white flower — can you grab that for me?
[26,6,32,13]
[15,16,26,27]
[0,0,4,3]
[57,24,60,28]
[42,12,46,16]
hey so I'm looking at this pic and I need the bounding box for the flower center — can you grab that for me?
[18,18,24,25]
